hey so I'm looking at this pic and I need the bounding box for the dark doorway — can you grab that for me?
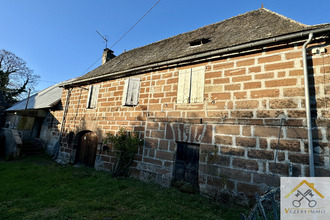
[31,117,44,138]
[75,132,98,167]
[172,142,199,191]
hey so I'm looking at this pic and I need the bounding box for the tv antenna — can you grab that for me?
[96,30,108,48]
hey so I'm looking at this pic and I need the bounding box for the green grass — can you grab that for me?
[0,154,247,219]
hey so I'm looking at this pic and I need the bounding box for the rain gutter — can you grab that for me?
[62,26,330,87]
[302,33,315,177]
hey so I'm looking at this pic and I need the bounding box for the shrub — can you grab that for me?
[104,128,142,177]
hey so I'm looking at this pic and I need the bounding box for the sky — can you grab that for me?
[1,0,330,94]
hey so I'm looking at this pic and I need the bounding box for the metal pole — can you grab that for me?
[25,89,31,110]
[302,33,315,177]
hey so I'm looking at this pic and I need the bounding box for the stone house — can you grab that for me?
[56,8,330,196]
[4,79,74,156]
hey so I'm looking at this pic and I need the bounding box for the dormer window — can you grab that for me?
[189,38,210,47]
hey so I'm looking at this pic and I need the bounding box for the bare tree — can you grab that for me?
[0,49,40,105]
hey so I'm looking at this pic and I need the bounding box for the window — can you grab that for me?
[86,85,100,109]
[177,66,205,103]
[189,38,210,47]
[122,77,141,106]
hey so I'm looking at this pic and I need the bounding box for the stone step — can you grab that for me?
[21,140,43,156]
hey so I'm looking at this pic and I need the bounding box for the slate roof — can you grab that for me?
[67,8,330,86]
[6,78,76,111]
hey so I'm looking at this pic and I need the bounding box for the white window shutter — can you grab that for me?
[122,78,140,106]
[87,85,93,108]
[177,69,191,103]
[122,78,129,106]
[130,77,141,105]
[90,85,100,108]
[126,79,134,105]
[191,66,205,103]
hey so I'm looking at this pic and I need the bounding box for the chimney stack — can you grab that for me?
[102,48,115,65]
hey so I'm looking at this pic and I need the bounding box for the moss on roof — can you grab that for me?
[72,8,328,85]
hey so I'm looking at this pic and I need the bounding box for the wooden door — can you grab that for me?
[76,132,98,167]
[173,142,199,188]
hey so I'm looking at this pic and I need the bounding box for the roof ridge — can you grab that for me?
[260,8,308,27]
[74,8,326,85]
[113,8,307,57]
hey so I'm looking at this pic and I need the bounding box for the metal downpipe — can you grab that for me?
[302,33,315,177]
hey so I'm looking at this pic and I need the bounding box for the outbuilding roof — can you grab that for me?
[6,79,75,111]
[66,8,330,86]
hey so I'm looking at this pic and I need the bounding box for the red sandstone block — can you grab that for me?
[186,111,205,118]
[163,85,172,91]
[234,92,247,99]
[236,137,256,148]
[205,71,222,79]
[149,99,159,104]
[269,99,298,109]
[215,125,240,135]
[213,61,234,70]
[265,61,294,71]
[156,151,174,161]
[270,139,301,152]
[251,89,279,98]
[285,51,301,60]
[236,58,255,67]
[256,110,284,118]
[283,87,305,97]
[224,68,246,77]
[165,92,176,97]
[225,84,241,92]
[254,72,274,79]
[201,125,213,144]
[207,111,229,118]
[167,111,181,117]
[258,55,281,63]
[265,78,297,87]
[220,146,244,156]
[248,150,274,160]
[231,111,254,118]
[149,104,162,111]
[289,69,303,76]
[254,126,283,138]
[244,82,261,89]
[249,66,261,73]
[213,78,230,84]
[211,92,231,100]
[232,158,259,171]
[147,122,159,130]
[232,75,252,83]
[159,140,169,150]
[268,162,300,176]
[167,78,178,84]
[235,100,259,109]
[143,157,163,166]
[151,130,164,139]
[153,93,164,98]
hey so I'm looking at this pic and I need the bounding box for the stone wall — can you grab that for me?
[59,40,330,196]
[39,110,62,155]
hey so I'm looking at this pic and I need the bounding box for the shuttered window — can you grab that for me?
[87,85,100,109]
[177,66,205,104]
[122,77,141,106]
